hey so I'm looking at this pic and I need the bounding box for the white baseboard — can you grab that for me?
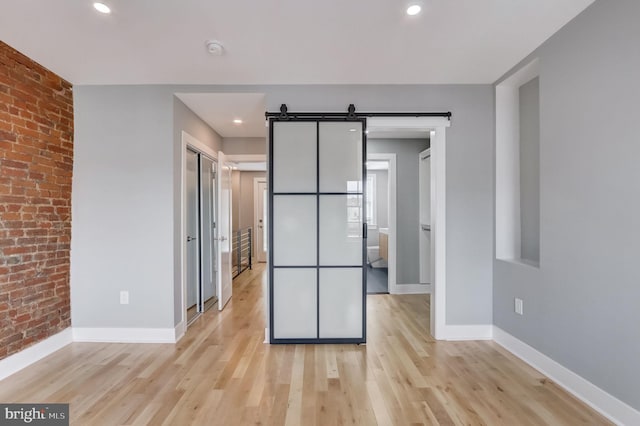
[493,326,640,426]
[392,283,431,294]
[72,327,177,343]
[174,322,186,342]
[0,328,73,381]
[445,324,493,341]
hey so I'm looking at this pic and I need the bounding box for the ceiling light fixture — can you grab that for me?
[233,119,243,124]
[406,4,422,16]
[93,2,111,14]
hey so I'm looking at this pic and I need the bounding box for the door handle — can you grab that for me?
[219,236,227,242]
[187,236,197,242]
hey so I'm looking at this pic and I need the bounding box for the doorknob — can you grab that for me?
[187,236,197,242]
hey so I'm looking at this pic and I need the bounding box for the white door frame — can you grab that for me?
[253,177,267,262]
[180,131,218,336]
[367,117,449,340]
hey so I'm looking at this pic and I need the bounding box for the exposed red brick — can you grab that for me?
[0,41,72,360]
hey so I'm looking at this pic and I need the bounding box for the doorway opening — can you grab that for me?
[176,92,267,335]
[365,158,390,294]
[227,156,267,276]
[366,117,449,339]
[365,132,431,297]
[180,131,234,330]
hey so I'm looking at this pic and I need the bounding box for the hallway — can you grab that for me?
[0,264,608,425]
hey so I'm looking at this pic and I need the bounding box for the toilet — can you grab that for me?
[367,245,387,268]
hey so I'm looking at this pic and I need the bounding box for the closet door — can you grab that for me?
[269,118,366,343]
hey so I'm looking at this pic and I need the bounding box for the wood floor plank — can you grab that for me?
[0,263,612,425]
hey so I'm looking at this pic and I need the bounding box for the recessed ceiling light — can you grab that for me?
[93,2,111,14]
[349,128,357,132]
[233,119,243,124]
[406,4,421,16]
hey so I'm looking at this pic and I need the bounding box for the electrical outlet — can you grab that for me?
[120,290,129,305]
[514,298,523,315]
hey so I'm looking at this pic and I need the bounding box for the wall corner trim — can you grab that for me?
[72,327,178,344]
[493,326,640,426]
[444,324,494,341]
[0,328,73,381]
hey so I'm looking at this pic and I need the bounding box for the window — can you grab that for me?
[366,174,376,227]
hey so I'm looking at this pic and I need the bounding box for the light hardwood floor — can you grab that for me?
[0,264,610,425]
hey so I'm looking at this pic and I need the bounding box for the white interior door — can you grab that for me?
[255,180,267,262]
[419,149,431,284]
[217,151,233,310]
[186,149,200,323]
[201,157,217,306]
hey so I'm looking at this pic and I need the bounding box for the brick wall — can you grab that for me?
[0,42,73,360]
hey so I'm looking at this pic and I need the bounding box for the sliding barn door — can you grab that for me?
[269,119,367,343]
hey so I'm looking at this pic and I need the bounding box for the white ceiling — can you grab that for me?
[175,93,266,137]
[0,0,594,85]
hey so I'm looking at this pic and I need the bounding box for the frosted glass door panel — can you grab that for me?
[319,122,363,193]
[319,268,362,338]
[319,195,363,265]
[274,269,317,339]
[273,195,316,266]
[273,122,317,193]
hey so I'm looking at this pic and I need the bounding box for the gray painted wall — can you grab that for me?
[72,83,494,334]
[519,77,540,263]
[231,171,240,232]
[71,93,223,328]
[368,139,427,284]
[71,86,176,328]
[175,97,223,154]
[223,137,266,155]
[494,0,640,410]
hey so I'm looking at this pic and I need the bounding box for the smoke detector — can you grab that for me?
[205,40,224,56]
